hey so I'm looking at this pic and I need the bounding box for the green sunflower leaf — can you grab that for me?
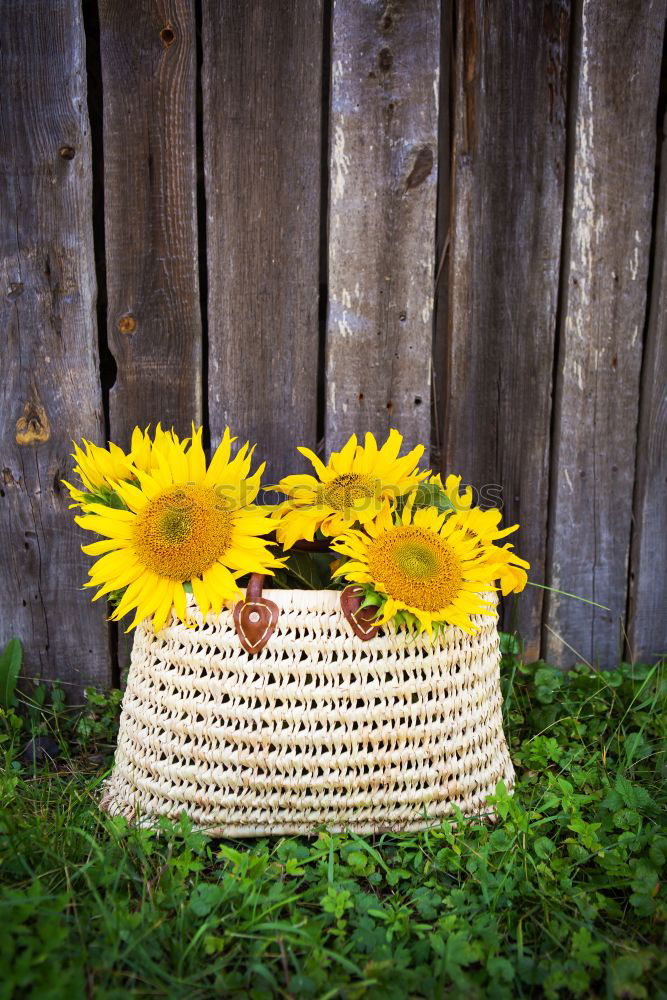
[409,482,455,514]
[283,551,325,590]
[395,481,454,519]
[359,589,383,610]
[106,588,127,609]
[82,486,128,511]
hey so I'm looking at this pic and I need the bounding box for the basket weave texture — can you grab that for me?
[101,590,514,836]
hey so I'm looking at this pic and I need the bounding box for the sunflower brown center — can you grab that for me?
[133,484,233,579]
[321,473,376,513]
[367,525,463,612]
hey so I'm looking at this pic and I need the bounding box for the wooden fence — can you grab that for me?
[1,0,665,694]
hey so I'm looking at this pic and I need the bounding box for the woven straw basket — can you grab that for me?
[101,589,514,836]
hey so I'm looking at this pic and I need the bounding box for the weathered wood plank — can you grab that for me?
[627,110,667,663]
[0,0,111,693]
[99,0,202,446]
[325,0,440,455]
[203,0,323,483]
[544,0,665,667]
[443,0,570,660]
[431,0,452,470]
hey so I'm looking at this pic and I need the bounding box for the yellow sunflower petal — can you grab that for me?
[172,582,187,623]
[203,427,235,486]
[296,447,330,481]
[75,514,134,540]
[112,570,160,622]
[191,575,211,617]
[113,479,149,514]
[274,474,320,497]
[152,580,178,633]
[329,434,358,474]
[88,561,143,600]
[81,538,128,556]
[80,503,135,521]
[186,425,207,483]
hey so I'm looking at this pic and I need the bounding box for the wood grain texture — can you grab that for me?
[544,0,665,667]
[202,0,323,484]
[443,0,570,660]
[0,0,111,692]
[431,0,452,469]
[627,110,667,663]
[99,0,201,447]
[325,0,440,456]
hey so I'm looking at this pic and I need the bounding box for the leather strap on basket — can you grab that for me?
[233,574,279,655]
[340,585,381,641]
[234,568,379,652]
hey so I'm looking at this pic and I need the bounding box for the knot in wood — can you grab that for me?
[378,47,393,73]
[160,24,175,47]
[380,8,395,33]
[117,313,137,335]
[15,400,50,446]
[406,147,434,190]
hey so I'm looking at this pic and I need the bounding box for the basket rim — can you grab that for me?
[180,587,498,619]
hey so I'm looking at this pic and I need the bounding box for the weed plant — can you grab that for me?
[0,638,665,998]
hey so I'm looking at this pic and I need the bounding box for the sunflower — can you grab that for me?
[442,478,530,596]
[449,504,530,596]
[75,426,282,632]
[404,472,474,518]
[427,473,473,511]
[63,424,188,509]
[331,498,497,635]
[63,439,135,507]
[127,424,188,475]
[272,430,428,548]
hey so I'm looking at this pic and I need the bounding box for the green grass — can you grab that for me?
[1,639,665,999]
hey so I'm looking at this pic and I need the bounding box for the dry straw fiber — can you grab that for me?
[101,590,514,836]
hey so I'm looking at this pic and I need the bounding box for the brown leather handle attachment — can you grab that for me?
[233,569,381,653]
[340,585,381,641]
[233,573,280,655]
[289,541,380,640]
